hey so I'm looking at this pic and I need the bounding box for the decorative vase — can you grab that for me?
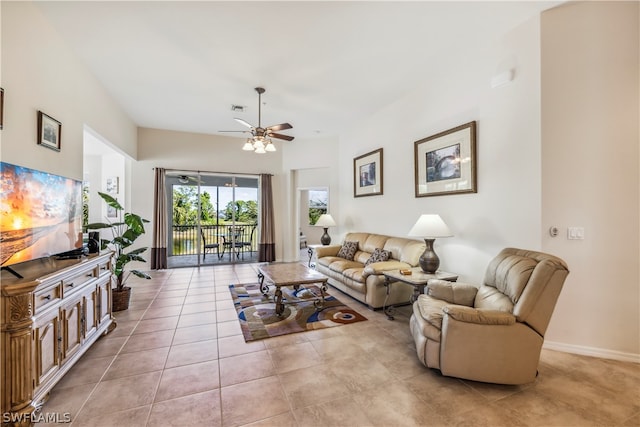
[112,286,132,312]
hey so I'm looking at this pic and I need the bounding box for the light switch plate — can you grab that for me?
[567,227,585,240]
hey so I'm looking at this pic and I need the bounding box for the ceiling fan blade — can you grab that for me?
[234,118,254,128]
[269,133,295,141]
[218,130,250,133]
[267,123,292,132]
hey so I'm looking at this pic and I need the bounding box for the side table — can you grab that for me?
[307,244,323,268]
[382,268,458,320]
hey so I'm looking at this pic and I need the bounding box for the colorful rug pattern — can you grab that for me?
[229,282,367,342]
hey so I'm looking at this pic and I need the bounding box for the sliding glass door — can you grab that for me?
[166,171,259,268]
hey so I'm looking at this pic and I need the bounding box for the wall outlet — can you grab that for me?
[567,227,585,240]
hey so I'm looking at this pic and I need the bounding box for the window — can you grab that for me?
[308,189,328,225]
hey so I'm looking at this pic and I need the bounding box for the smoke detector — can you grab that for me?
[231,105,246,112]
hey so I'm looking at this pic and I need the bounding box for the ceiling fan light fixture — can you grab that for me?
[242,140,254,151]
[265,140,276,152]
[252,137,265,149]
[254,145,267,154]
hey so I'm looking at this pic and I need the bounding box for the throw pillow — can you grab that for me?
[337,241,358,261]
[365,248,391,266]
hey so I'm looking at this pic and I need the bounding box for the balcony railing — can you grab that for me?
[170,223,258,260]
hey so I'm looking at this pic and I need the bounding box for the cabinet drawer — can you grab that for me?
[33,285,61,314]
[62,270,96,294]
[97,259,112,277]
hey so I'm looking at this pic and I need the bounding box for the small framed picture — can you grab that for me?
[354,148,383,197]
[106,176,119,194]
[106,204,118,218]
[37,111,62,151]
[414,121,477,197]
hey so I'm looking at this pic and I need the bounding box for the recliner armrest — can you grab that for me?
[426,280,478,307]
[363,260,412,277]
[443,306,516,325]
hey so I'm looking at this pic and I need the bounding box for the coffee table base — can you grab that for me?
[258,270,327,316]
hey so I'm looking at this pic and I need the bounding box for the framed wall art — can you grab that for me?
[354,148,383,197]
[37,111,62,151]
[106,176,119,194]
[414,121,477,197]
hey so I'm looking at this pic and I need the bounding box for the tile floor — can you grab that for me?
[37,262,639,427]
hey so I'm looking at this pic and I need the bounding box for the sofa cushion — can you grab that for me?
[328,259,363,274]
[337,241,358,260]
[365,248,391,266]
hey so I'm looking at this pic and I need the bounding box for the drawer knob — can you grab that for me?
[67,282,74,288]
[42,295,51,301]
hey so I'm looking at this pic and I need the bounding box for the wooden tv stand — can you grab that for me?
[1,252,115,426]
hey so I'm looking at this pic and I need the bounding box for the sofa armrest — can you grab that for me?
[443,305,516,325]
[363,260,412,277]
[426,279,478,307]
[314,245,342,258]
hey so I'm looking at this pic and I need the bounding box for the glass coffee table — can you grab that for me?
[257,263,329,316]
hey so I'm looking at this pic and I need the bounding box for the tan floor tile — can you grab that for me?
[218,334,265,358]
[217,319,242,337]
[243,411,297,427]
[309,335,367,362]
[219,350,275,387]
[180,301,215,314]
[279,364,348,409]
[148,390,222,427]
[103,347,169,380]
[107,320,138,338]
[326,354,394,392]
[268,341,323,374]
[177,310,216,328]
[216,307,239,322]
[149,296,185,308]
[82,335,127,359]
[165,338,218,368]
[141,304,183,319]
[133,316,179,334]
[157,289,188,298]
[155,360,220,402]
[66,406,151,427]
[75,371,162,419]
[120,329,175,354]
[184,293,216,304]
[52,355,114,390]
[221,376,289,427]
[293,395,373,427]
[172,323,218,345]
[34,383,94,425]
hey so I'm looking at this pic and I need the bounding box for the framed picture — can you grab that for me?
[106,204,118,218]
[414,121,477,197]
[0,88,4,130]
[354,148,383,197]
[37,111,62,151]
[106,176,119,194]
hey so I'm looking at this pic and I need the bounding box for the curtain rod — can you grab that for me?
[152,167,272,177]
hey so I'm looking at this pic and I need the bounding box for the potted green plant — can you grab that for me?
[85,192,151,311]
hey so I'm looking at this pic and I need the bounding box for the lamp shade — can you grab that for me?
[315,214,336,228]
[408,214,453,238]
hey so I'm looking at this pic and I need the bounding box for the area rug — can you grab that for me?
[229,282,367,342]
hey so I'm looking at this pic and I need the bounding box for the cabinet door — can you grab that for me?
[33,312,60,391]
[60,297,83,364]
[83,286,98,340]
[96,276,112,325]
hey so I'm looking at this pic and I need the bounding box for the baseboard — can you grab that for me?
[543,340,640,363]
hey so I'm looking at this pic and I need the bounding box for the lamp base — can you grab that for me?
[419,239,440,274]
[320,228,331,245]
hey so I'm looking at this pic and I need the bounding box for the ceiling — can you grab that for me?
[36,1,560,141]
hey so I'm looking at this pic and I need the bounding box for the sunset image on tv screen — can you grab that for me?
[0,162,83,267]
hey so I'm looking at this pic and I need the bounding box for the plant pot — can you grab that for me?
[112,286,132,312]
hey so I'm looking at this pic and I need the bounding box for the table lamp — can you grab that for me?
[408,214,453,273]
[315,214,337,245]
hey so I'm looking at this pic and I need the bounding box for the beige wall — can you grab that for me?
[541,1,639,358]
[133,128,286,260]
[0,2,137,180]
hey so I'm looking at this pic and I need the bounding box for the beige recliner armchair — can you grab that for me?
[409,248,569,385]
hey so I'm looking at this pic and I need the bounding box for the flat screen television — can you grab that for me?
[0,162,83,269]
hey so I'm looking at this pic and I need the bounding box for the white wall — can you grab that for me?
[133,128,285,262]
[0,1,137,180]
[336,15,543,284]
[541,1,639,360]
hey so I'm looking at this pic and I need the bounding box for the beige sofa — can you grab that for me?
[315,232,426,309]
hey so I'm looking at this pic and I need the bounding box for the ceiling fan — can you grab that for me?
[220,87,294,153]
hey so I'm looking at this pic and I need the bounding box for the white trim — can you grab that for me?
[544,341,640,364]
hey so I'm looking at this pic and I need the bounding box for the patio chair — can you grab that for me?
[221,227,243,260]
[239,224,257,259]
[200,228,220,260]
